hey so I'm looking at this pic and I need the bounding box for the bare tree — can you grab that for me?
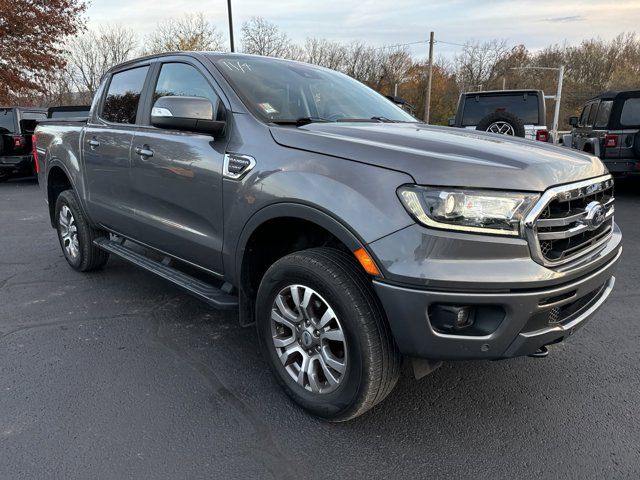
[380,48,412,87]
[144,13,225,55]
[342,42,384,84]
[67,25,138,96]
[304,38,346,70]
[240,17,291,57]
[454,39,509,91]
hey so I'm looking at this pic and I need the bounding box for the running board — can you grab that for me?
[93,238,238,310]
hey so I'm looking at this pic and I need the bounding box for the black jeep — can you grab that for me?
[0,106,47,181]
[566,90,640,176]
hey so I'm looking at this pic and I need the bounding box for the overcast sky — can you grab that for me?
[86,0,640,58]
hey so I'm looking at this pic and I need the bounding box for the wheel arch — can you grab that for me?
[232,203,374,326]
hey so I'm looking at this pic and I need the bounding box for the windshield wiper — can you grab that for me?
[336,116,401,123]
[271,117,333,126]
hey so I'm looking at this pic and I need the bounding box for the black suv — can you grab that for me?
[0,107,47,181]
[566,90,640,176]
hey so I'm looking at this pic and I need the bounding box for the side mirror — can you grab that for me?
[151,96,225,136]
[569,116,579,127]
[448,117,456,127]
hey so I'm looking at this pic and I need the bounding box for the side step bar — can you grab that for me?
[94,238,238,310]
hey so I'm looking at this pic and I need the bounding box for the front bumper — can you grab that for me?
[373,246,621,360]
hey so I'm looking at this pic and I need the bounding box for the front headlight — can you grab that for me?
[397,185,539,236]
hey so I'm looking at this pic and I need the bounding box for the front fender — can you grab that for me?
[221,153,415,284]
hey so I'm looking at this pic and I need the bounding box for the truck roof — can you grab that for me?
[589,90,640,101]
[462,89,543,96]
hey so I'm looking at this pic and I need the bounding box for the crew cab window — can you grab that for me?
[101,66,149,124]
[594,101,613,128]
[620,98,640,127]
[587,102,599,126]
[153,63,221,119]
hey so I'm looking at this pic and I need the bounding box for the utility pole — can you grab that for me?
[423,31,434,123]
[551,65,565,144]
[227,0,235,52]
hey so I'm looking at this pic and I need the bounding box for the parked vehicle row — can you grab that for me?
[33,52,621,421]
[565,90,640,176]
[0,107,47,182]
[0,105,91,182]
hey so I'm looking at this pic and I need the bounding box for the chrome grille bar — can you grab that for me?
[524,174,615,268]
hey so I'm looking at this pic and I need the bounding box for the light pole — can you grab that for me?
[510,65,565,144]
[227,0,235,52]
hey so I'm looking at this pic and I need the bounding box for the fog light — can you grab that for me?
[429,305,475,332]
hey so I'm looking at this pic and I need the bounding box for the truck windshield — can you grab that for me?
[0,108,16,133]
[213,56,416,124]
[462,93,540,126]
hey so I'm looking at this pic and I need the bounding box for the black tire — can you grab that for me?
[476,111,526,138]
[256,247,401,421]
[54,189,109,272]
[0,171,9,183]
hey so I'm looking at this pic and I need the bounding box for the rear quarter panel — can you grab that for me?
[36,122,89,215]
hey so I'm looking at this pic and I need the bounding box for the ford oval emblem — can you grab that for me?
[584,201,606,230]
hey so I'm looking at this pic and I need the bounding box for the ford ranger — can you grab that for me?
[34,53,622,421]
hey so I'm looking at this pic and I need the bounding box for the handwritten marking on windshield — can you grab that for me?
[222,61,252,73]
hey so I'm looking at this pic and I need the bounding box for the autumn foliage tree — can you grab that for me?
[0,0,87,104]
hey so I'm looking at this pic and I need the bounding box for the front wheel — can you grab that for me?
[256,247,401,421]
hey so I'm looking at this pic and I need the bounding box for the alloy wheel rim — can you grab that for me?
[486,121,515,135]
[270,284,347,394]
[59,205,79,260]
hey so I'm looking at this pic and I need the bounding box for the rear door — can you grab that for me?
[83,64,151,236]
[129,60,228,274]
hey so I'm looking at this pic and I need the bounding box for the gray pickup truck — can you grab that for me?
[34,52,622,421]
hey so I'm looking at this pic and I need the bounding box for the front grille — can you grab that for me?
[526,175,615,267]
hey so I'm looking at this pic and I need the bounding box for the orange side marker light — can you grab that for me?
[354,248,381,276]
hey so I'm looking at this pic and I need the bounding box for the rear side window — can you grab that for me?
[153,63,221,118]
[594,101,613,128]
[461,93,539,126]
[0,109,16,133]
[102,66,149,124]
[587,101,599,126]
[620,98,640,127]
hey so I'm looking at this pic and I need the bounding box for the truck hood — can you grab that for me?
[269,122,607,191]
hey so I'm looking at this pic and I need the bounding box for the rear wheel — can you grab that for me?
[55,190,109,271]
[256,247,401,421]
[0,171,9,183]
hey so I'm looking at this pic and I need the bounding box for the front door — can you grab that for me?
[83,65,150,236]
[129,61,227,274]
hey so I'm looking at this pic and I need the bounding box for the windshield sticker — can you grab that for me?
[257,103,278,115]
[222,61,252,73]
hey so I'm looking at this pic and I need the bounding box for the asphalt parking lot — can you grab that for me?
[1,177,639,479]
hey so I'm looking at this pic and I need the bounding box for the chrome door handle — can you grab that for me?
[134,146,154,158]
[88,138,100,148]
